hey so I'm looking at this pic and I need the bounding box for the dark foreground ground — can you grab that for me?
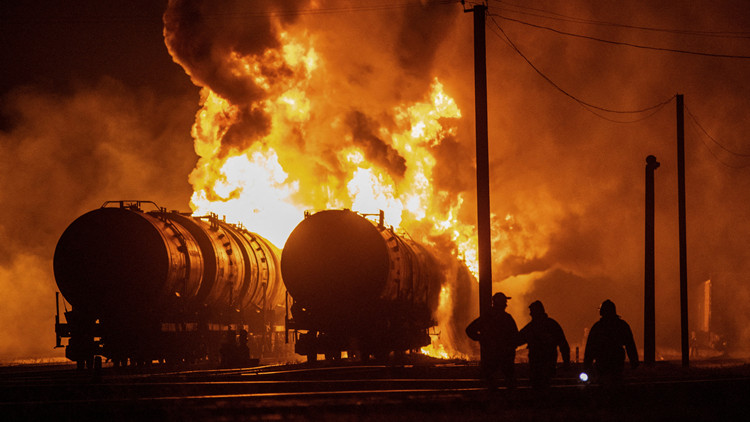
[2,357,749,421]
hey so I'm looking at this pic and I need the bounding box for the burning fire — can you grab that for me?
[164,4,480,359]
[181,28,477,270]
[421,286,470,360]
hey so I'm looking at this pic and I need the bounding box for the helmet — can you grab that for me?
[599,299,617,317]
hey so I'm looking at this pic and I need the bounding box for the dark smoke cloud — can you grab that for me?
[220,106,274,154]
[346,110,407,179]
[395,0,458,78]
[163,0,300,104]
[431,133,474,194]
[163,1,314,160]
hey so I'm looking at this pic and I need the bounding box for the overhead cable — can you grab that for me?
[685,105,750,158]
[687,120,750,169]
[487,15,675,119]
[491,13,750,59]
[489,0,750,39]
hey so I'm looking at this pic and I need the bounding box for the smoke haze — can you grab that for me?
[2,0,749,360]
[0,1,197,361]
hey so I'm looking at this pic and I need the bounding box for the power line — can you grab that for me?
[687,120,750,170]
[684,105,750,169]
[491,13,750,59]
[582,101,674,124]
[489,0,750,39]
[486,14,676,120]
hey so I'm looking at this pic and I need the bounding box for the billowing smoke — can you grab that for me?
[163,0,750,358]
[483,2,750,356]
[0,81,196,361]
[346,110,407,179]
[163,0,479,355]
[2,0,749,361]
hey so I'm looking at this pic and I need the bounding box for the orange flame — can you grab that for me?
[185,30,477,273]
[182,29,478,357]
[421,286,469,360]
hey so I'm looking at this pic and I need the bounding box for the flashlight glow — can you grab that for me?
[579,372,589,382]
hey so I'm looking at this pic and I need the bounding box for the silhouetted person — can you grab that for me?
[466,292,519,389]
[517,300,570,389]
[584,300,639,386]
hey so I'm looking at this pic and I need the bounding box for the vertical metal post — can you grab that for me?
[645,155,659,365]
[676,94,689,368]
[471,4,493,371]
[55,292,62,348]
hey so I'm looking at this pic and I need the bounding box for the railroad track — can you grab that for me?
[3,361,750,421]
[1,362,490,420]
[0,362,485,400]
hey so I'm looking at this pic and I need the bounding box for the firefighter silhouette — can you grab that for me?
[465,292,519,389]
[584,300,639,385]
[517,300,570,389]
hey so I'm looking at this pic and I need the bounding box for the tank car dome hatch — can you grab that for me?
[281,209,389,312]
[53,207,187,316]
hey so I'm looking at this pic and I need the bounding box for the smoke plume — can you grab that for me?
[0,81,196,360]
[2,0,749,361]
[163,0,750,358]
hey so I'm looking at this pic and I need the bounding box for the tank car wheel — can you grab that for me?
[306,352,318,362]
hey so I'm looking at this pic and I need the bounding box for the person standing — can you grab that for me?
[466,292,519,388]
[584,299,639,386]
[517,300,570,389]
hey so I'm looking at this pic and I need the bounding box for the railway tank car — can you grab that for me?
[281,209,445,361]
[53,200,289,368]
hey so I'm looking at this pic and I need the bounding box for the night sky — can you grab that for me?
[1,1,749,361]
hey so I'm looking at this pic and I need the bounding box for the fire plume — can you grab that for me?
[170,30,476,265]
[163,1,479,359]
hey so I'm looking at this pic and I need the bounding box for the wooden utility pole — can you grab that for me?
[468,3,493,370]
[645,155,659,365]
[676,94,689,368]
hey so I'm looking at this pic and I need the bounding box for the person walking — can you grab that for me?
[466,292,519,389]
[517,300,570,389]
[584,299,639,386]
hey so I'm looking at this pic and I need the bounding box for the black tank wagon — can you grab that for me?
[53,200,290,368]
[281,209,445,361]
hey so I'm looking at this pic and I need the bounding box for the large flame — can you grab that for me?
[185,29,477,269]
[166,8,478,359]
[421,285,469,360]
